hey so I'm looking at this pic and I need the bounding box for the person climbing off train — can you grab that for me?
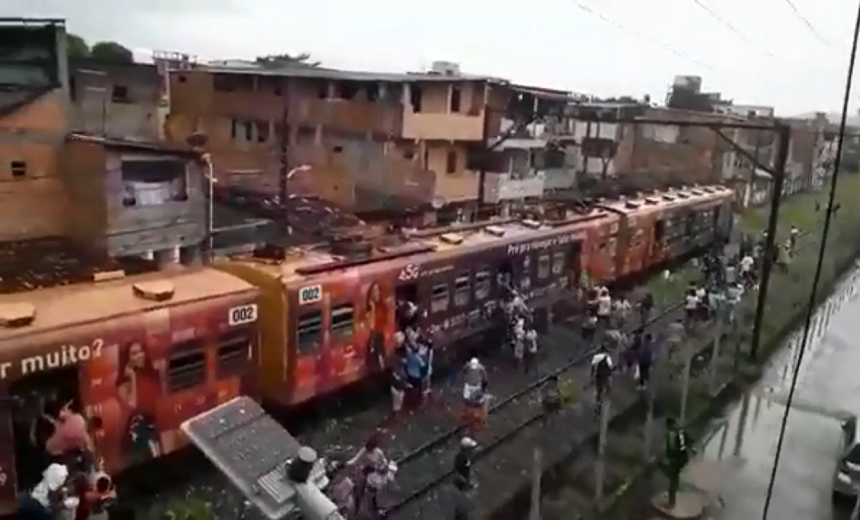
[43,400,94,470]
[403,338,429,410]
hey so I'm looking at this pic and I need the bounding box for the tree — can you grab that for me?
[254,53,321,68]
[66,33,90,60]
[89,41,134,64]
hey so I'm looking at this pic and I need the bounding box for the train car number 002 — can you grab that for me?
[299,285,323,305]
[228,304,259,326]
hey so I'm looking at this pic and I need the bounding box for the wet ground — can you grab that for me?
[684,267,860,520]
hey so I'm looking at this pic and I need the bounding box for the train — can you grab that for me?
[0,184,733,511]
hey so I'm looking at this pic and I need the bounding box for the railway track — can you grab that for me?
[389,314,730,520]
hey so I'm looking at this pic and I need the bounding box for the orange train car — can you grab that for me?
[215,183,734,409]
[597,185,735,278]
[0,268,261,513]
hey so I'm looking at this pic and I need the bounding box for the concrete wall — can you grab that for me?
[61,140,206,258]
[0,89,69,241]
[69,61,160,140]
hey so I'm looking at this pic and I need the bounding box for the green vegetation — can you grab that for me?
[67,33,134,64]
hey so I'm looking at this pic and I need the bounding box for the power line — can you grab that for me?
[759,0,860,517]
[574,1,714,71]
[690,0,775,58]
[782,0,832,47]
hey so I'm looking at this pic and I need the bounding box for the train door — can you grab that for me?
[9,365,81,492]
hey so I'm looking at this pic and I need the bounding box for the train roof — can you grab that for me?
[0,268,258,341]
[222,214,610,287]
[597,184,732,214]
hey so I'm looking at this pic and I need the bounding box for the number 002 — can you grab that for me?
[228,304,258,326]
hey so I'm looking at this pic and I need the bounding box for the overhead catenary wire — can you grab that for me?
[573,1,714,71]
[759,0,860,517]
[690,0,776,58]
[781,0,832,47]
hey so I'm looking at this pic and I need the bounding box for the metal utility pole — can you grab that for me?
[748,122,791,361]
[278,77,292,232]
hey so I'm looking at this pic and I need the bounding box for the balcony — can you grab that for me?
[211,90,283,121]
[402,112,484,141]
[482,172,545,204]
[295,98,402,136]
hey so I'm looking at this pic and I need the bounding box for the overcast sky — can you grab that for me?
[6,0,860,115]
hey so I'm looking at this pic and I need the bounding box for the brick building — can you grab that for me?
[165,61,569,224]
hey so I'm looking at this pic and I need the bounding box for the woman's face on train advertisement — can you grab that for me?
[369,283,381,303]
[128,343,146,369]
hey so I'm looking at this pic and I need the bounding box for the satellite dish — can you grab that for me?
[431,196,447,210]
[186,131,208,149]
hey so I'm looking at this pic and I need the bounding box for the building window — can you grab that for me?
[111,85,129,103]
[446,150,457,174]
[244,121,253,142]
[11,161,26,179]
[121,159,189,207]
[410,85,423,112]
[230,119,238,140]
[450,86,461,113]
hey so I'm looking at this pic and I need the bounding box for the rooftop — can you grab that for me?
[66,132,201,156]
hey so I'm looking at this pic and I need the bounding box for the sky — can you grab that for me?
[5,0,860,116]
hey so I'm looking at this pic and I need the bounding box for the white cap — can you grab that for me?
[461,437,478,449]
[468,358,480,369]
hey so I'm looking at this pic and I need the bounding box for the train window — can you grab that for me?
[475,270,492,300]
[454,272,471,307]
[330,304,355,338]
[167,342,207,393]
[551,252,566,275]
[537,255,551,279]
[216,330,251,378]
[431,283,450,313]
[297,310,323,352]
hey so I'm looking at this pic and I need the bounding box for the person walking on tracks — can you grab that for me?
[454,437,478,490]
[661,416,690,508]
[590,345,614,417]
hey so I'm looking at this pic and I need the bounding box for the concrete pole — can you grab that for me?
[529,447,543,520]
[595,399,611,503]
